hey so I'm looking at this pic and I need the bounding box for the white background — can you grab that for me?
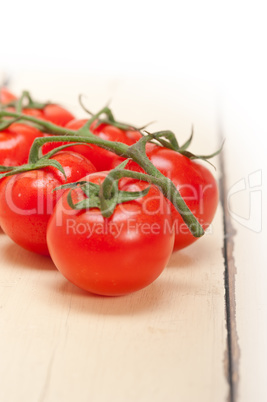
[2,0,267,150]
[1,1,266,89]
[2,0,267,138]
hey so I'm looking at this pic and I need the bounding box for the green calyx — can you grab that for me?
[55,178,150,219]
[55,159,150,218]
[1,90,49,113]
[78,95,144,132]
[145,126,224,166]
[175,127,224,167]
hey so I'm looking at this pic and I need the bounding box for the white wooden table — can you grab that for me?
[0,71,266,402]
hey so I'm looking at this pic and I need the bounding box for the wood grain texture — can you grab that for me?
[0,73,228,402]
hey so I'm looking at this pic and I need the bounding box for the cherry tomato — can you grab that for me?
[0,151,96,255]
[0,123,44,166]
[146,147,219,251]
[42,119,142,171]
[22,104,75,126]
[0,88,74,126]
[0,88,17,104]
[47,172,174,296]
[113,145,218,251]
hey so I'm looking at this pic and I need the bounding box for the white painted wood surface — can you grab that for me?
[221,89,267,402]
[0,72,240,402]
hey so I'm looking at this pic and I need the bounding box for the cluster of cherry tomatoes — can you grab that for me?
[0,87,219,296]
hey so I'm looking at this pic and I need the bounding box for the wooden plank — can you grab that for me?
[0,72,228,402]
[220,92,267,402]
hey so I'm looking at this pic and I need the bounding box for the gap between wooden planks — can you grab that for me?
[219,137,240,402]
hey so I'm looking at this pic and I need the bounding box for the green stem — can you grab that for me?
[0,106,116,135]
[28,135,129,164]
[0,110,75,135]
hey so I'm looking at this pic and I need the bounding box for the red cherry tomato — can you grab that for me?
[42,119,142,171]
[0,88,74,126]
[0,123,44,166]
[113,145,218,251]
[148,147,218,251]
[0,88,17,104]
[47,172,174,296]
[0,151,96,255]
[22,104,75,126]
